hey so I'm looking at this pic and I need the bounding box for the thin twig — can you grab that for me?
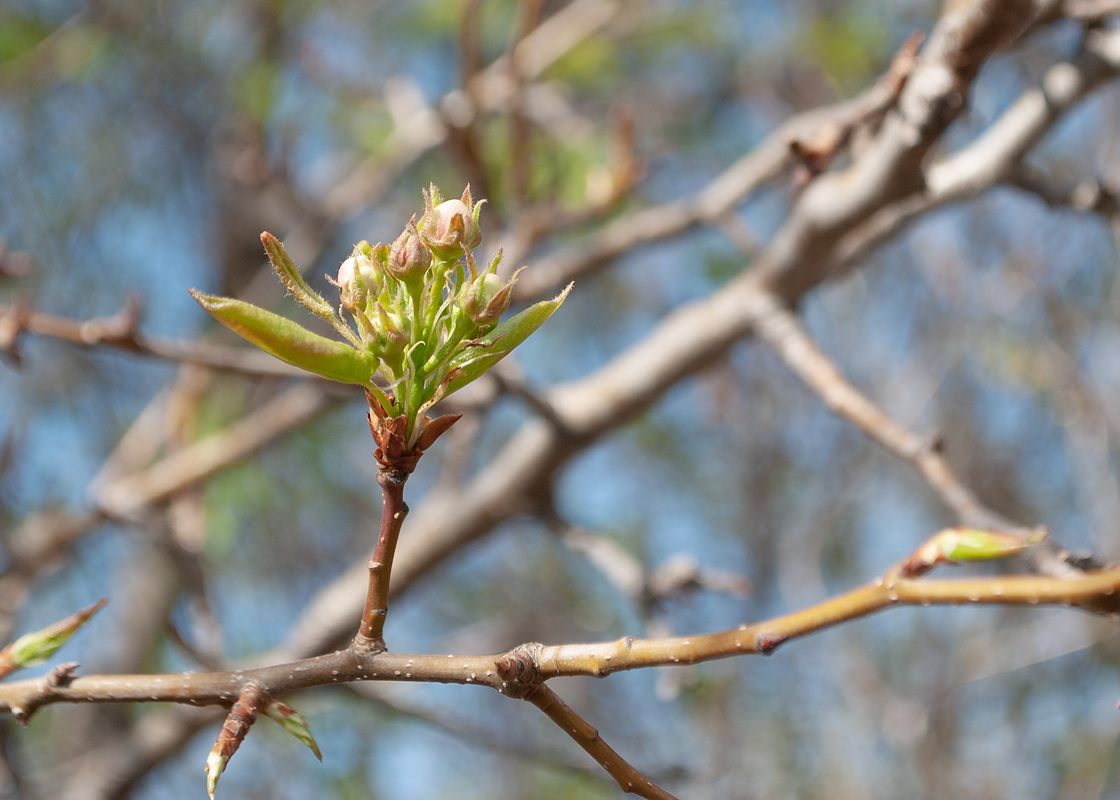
[524,684,680,800]
[2,561,1120,714]
[96,383,341,519]
[354,472,409,653]
[0,299,315,378]
[743,289,1009,531]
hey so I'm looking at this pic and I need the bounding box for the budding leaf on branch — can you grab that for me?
[901,526,1048,576]
[205,750,227,800]
[189,291,379,386]
[264,700,323,761]
[445,282,573,396]
[0,597,107,677]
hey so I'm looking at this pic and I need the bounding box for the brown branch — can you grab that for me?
[2,560,1119,715]
[0,298,314,378]
[529,565,1120,679]
[822,25,1120,289]
[524,684,680,800]
[743,289,1009,531]
[95,383,340,519]
[354,472,409,653]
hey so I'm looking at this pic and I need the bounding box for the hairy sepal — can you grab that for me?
[260,232,334,320]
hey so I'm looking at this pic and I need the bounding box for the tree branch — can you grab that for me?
[353,471,409,653]
[95,383,340,520]
[524,684,680,800]
[0,298,314,378]
[743,289,1010,530]
[2,559,1118,715]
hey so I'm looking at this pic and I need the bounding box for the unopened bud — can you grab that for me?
[421,185,484,260]
[461,271,514,328]
[337,244,380,311]
[901,526,1047,576]
[386,217,432,284]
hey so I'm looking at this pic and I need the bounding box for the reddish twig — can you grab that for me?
[354,472,409,653]
[524,684,680,800]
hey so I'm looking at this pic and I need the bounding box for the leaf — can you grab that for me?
[444,283,571,396]
[263,700,323,761]
[260,232,335,321]
[191,291,378,386]
[0,598,107,677]
[205,750,227,800]
[902,526,1047,576]
[939,527,1048,562]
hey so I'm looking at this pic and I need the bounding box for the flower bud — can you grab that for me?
[386,216,431,283]
[421,185,484,260]
[461,271,514,328]
[336,244,380,311]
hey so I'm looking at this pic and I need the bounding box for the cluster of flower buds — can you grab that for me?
[191,185,569,463]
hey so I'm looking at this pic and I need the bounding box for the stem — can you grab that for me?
[1,565,1118,721]
[525,684,680,800]
[354,471,409,652]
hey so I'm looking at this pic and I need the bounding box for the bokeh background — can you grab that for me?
[2,0,1120,798]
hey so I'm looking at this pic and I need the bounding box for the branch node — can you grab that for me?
[495,642,544,697]
[755,632,787,655]
[46,662,80,687]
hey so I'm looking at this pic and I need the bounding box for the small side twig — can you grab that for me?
[524,684,680,800]
[206,683,268,800]
[0,299,318,378]
[743,288,1009,531]
[96,383,338,520]
[788,30,924,183]
[354,472,409,653]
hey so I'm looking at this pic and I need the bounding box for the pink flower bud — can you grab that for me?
[336,246,379,310]
[420,185,484,260]
[461,271,513,327]
[386,216,432,283]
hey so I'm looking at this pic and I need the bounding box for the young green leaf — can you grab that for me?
[205,750,227,800]
[938,526,1048,562]
[263,701,323,761]
[0,598,108,677]
[901,526,1047,576]
[191,290,378,386]
[444,283,571,396]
